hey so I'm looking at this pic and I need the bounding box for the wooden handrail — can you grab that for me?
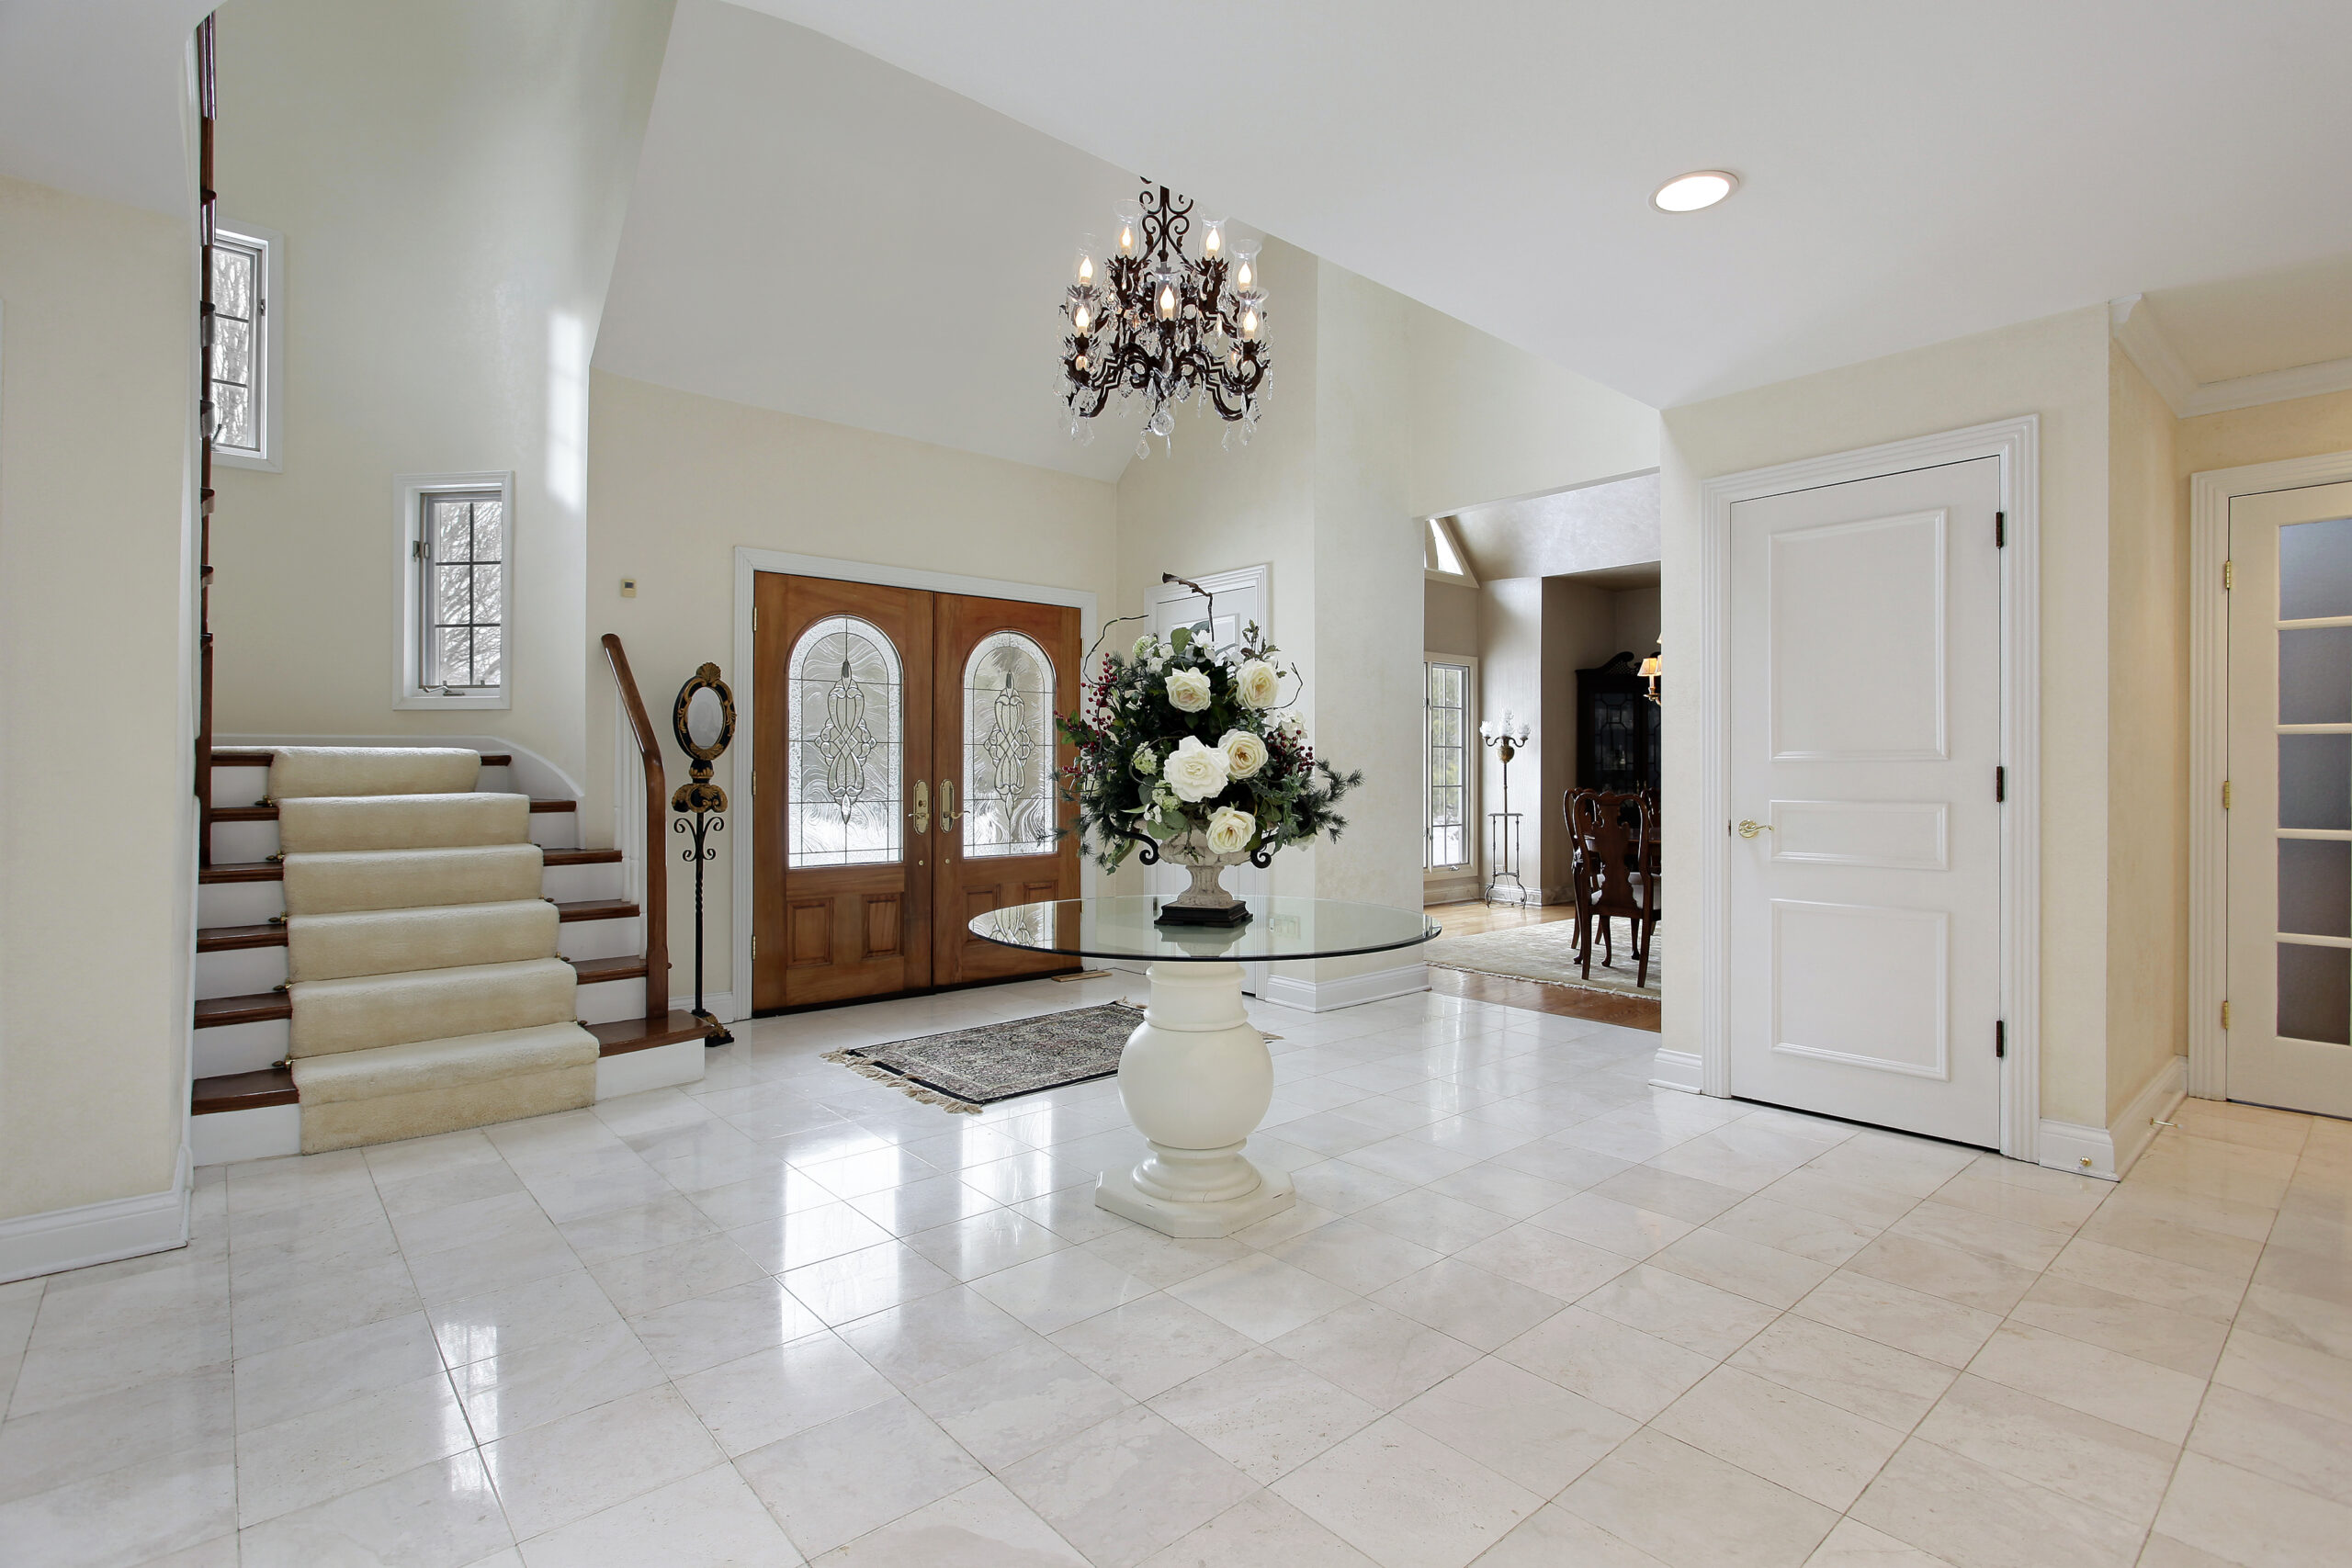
[193,15,217,867]
[602,633,669,1020]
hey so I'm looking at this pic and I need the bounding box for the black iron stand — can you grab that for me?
[673,807,732,1045]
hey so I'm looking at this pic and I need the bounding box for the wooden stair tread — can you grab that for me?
[589,1011,712,1055]
[210,750,514,768]
[199,846,620,884]
[211,798,573,823]
[196,992,288,1026]
[570,955,649,985]
[194,901,644,953]
[192,1066,297,1114]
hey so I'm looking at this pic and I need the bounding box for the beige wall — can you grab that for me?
[2177,387,2352,479]
[585,370,1119,1002]
[210,0,674,784]
[0,174,196,1221]
[1612,584,1661,657]
[2106,345,2188,1117]
[1424,580,1480,657]
[1662,305,2115,1128]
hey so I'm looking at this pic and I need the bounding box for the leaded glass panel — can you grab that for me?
[788,615,904,867]
[963,631,1055,858]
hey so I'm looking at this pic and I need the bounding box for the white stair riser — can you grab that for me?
[193,913,639,998]
[574,976,647,1026]
[207,761,515,810]
[212,810,578,862]
[197,1019,287,1077]
[198,861,621,926]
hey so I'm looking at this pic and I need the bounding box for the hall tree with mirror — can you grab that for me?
[750,572,1083,1011]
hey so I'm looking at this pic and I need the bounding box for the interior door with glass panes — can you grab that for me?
[2227,479,2352,1117]
[931,594,1082,986]
[753,574,933,1010]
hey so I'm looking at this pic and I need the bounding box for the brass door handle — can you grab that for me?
[1736,818,1773,840]
[908,779,930,834]
[940,778,961,827]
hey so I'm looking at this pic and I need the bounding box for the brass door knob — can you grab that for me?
[908,779,930,834]
[1736,818,1773,840]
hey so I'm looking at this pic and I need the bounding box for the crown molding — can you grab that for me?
[2110,294,2352,420]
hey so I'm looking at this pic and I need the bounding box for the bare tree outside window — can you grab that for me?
[420,493,503,692]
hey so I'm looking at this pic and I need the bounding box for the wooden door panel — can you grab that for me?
[753,573,933,1010]
[932,593,1082,986]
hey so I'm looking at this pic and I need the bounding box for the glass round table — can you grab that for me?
[971,897,1440,1237]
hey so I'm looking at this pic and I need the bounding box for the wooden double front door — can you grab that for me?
[751,573,1080,1011]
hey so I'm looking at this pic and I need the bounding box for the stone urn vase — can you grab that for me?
[1152,828,1255,927]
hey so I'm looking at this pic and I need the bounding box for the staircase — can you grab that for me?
[190,739,706,1163]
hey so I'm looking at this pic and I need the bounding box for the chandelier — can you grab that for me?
[1061,183,1269,457]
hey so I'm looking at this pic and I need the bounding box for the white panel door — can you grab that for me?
[2226,479,2352,1118]
[1728,457,2004,1146]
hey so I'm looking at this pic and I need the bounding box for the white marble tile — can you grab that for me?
[735,1394,987,1557]
[673,1330,895,1455]
[1914,1372,2179,1528]
[809,1475,1091,1567]
[430,1269,625,1369]
[1726,1314,1954,1429]
[1264,1218,1446,1294]
[2153,1449,2352,1567]
[1652,1365,1906,1510]
[233,1369,471,1527]
[729,1201,900,1274]
[551,1194,718,1268]
[1790,1269,2002,1368]
[2188,1381,2352,1506]
[1851,1437,2147,1568]
[1422,1161,1581,1220]
[1967,1322,2207,1443]
[1557,1427,1837,1568]
[1575,1263,1781,1359]
[240,1450,511,1568]
[0,1365,232,1507]
[1367,1258,1566,1352]
[971,1247,1156,1334]
[907,1337,1134,1470]
[1002,1404,1258,1568]
[1396,1356,1634,1495]
[1170,1253,1361,1343]
[1495,1306,1714,1422]
[584,1232,766,1318]
[834,1283,1043,1390]
[1148,1346,1381,1484]
[782,1239,958,1327]
[2007,1273,2231,1377]
[1800,1518,1947,1568]
[1841,1232,2038,1315]
[1271,1300,1481,1410]
[1648,1226,1833,1308]
[479,1383,725,1539]
[1272,1415,1543,1568]
[447,1316,667,1442]
[2212,1325,2352,1428]
[516,1461,802,1567]
[0,1450,236,1568]
[1453,1222,1637,1302]
[626,1278,829,1377]
[1137,1489,1381,1568]
[1079,1226,1251,1290]
[1049,1293,1256,1400]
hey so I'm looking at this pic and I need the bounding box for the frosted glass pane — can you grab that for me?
[2280,626,2352,725]
[211,245,253,319]
[2280,516,2352,621]
[2280,734,2352,830]
[2278,943,2351,1045]
[964,630,1055,858]
[214,318,252,386]
[470,501,503,559]
[2278,838,2351,938]
[210,383,252,450]
[434,502,473,561]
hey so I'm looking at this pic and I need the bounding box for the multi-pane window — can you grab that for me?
[1425,660,1471,870]
[418,492,504,692]
[787,615,904,867]
[209,231,267,458]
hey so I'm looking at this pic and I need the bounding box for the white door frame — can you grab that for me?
[1669,415,2041,1164]
[729,547,1099,1019]
[2188,449,2352,1100]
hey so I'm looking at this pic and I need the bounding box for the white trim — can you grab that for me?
[2112,294,2352,419]
[1650,1048,1704,1093]
[731,547,1101,1019]
[392,470,516,711]
[2036,1055,2186,1182]
[0,1145,191,1284]
[1258,963,1430,1014]
[2188,448,2352,1102]
[216,731,582,806]
[1423,515,1479,587]
[192,1104,300,1167]
[597,1038,707,1098]
[1149,563,1271,634]
[209,219,284,472]
[1422,649,1480,881]
[1684,415,2041,1164]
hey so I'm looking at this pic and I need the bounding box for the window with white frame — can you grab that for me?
[1425,657,1474,871]
[397,472,514,707]
[209,225,278,467]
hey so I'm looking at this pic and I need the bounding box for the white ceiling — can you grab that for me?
[1448,472,1660,582]
[2143,255,2352,385]
[0,0,216,215]
[730,0,2352,408]
[595,0,1148,482]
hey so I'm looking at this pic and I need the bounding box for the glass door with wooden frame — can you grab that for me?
[752,573,1080,1012]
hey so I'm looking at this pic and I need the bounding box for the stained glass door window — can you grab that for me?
[964,631,1056,858]
[787,615,904,866]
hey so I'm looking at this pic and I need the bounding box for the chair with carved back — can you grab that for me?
[1564,787,1659,987]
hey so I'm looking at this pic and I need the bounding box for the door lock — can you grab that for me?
[908,779,930,834]
[1736,818,1773,840]
[939,778,961,827]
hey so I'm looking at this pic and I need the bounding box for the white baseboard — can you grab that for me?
[192,1104,301,1167]
[2037,1055,2186,1182]
[1258,963,1429,1014]
[681,990,737,1024]
[1649,1047,1704,1094]
[0,1145,191,1284]
[598,1038,707,1098]
[1424,874,1482,906]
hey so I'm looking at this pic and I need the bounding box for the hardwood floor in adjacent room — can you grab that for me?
[1424,899,1661,1033]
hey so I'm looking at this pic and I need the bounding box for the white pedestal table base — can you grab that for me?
[1094,959,1295,1238]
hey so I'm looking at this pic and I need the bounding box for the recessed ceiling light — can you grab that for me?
[1653,170,1737,212]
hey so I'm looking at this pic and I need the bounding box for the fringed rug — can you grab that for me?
[827,1003,1144,1114]
[1422,916,1662,998]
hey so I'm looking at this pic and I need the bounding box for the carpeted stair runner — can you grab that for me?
[269,747,596,1152]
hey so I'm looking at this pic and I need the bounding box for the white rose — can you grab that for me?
[1219,728,1268,779]
[1165,668,1212,712]
[1235,659,1282,709]
[1160,735,1230,803]
[1204,805,1256,855]
[1275,712,1307,745]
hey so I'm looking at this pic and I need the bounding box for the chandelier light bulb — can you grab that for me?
[1159,283,1177,319]
[1235,258,1253,288]
[1240,307,1259,339]
[1078,254,1095,285]
[1073,303,1091,332]
[1118,223,1136,254]
[1203,221,1223,256]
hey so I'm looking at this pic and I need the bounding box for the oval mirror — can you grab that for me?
[671,663,735,763]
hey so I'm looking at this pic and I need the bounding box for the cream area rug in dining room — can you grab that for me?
[1420,915,1662,997]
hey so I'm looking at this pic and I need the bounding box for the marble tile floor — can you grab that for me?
[5,971,2349,1568]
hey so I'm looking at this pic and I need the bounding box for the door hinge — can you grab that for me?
[751,934,757,959]
[1995,511,2006,548]
[2222,780,2233,810]
[752,605,758,631]
[2221,999,2231,1030]
[2222,559,2234,591]
[1995,1021,2006,1059]
[412,538,425,560]
[751,768,757,797]
[1995,766,2006,803]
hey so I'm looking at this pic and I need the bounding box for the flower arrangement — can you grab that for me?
[1058,622,1360,877]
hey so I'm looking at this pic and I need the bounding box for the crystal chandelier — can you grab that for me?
[1061,182,1269,458]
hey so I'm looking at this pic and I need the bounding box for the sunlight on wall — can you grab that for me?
[548,310,589,513]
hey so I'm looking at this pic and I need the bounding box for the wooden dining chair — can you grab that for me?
[1565,788,1660,988]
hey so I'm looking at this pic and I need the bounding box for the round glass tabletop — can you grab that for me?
[968,896,1442,964]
